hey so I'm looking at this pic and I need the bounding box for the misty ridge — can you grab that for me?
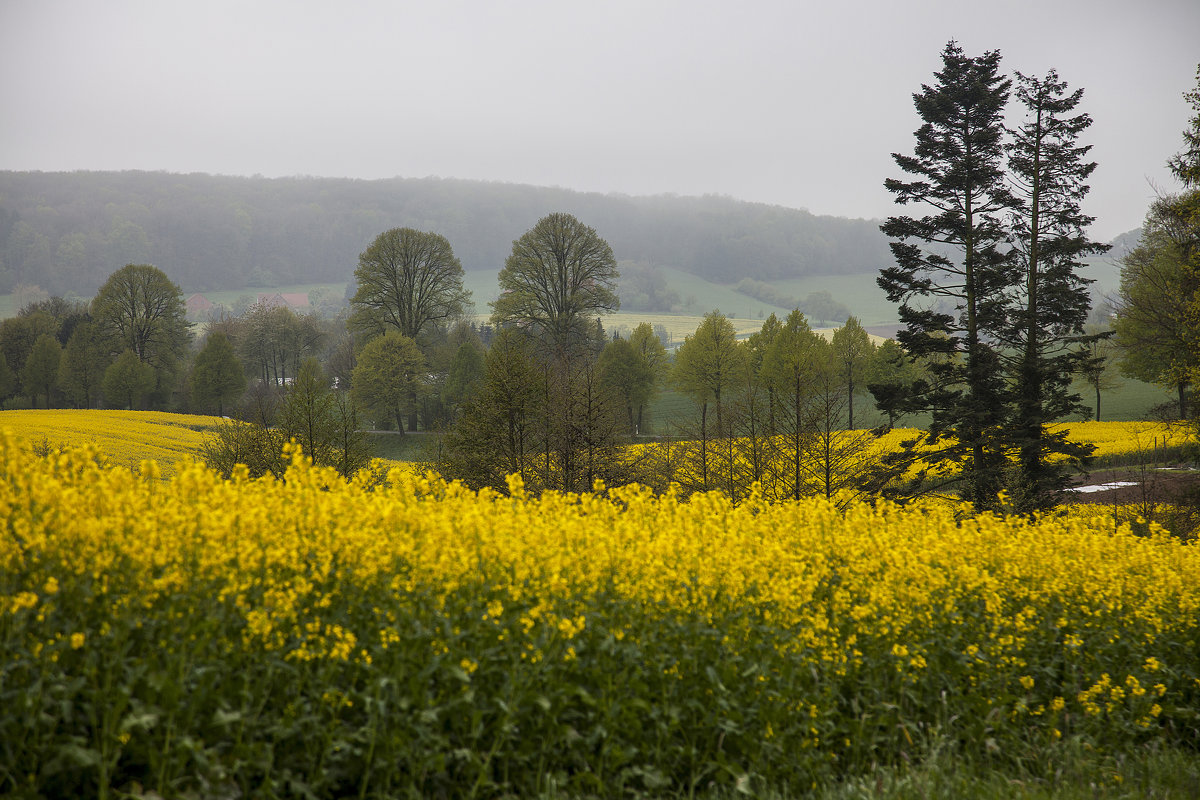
[0,171,893,300]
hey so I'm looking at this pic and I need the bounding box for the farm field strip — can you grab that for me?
[2,431,1198,796]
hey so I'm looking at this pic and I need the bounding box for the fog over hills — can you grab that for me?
[0,171,893,297]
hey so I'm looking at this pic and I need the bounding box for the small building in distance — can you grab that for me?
[257,292,311,311]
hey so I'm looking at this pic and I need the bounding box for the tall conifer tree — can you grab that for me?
[1002,69,1108,512]
[878,41,1018,509]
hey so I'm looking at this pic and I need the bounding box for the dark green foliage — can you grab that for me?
[1112,195,1199,418]
[866,339,922,430]
[21,333,61,408]
[0,354,13,403]
[879,41,1018,510]
[1168,64,1200,189]
[102,349,156,410]
[0,311,57,398]
[190,331,246,415]
[58,322,106,408]
[999,69,1110,512]
[877,48,1110,513]
[442,340,486,419]
[92,264,190,408]
[441,328,542,491]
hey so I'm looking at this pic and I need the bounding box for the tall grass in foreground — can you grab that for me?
[1,432,1198,798]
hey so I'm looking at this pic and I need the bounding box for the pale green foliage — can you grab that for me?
[672,311,744,412]
[830,316,875,429]
[597,337,654,435]
[351,331,426,432]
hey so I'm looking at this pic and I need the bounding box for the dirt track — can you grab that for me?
[1066,466,1200,506]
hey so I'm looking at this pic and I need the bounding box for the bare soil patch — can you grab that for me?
[1066,466,1200,506]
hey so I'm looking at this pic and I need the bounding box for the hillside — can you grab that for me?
[0,170,892,297]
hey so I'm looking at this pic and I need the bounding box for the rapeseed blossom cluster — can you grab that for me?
[2,427,1198,797]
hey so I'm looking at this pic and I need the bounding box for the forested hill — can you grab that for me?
[0,170,891,296]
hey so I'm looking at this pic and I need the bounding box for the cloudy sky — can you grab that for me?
[2,0,1197,241]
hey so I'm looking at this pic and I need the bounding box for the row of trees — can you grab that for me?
[0,265,191,411]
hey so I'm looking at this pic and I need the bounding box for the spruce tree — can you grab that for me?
[1002,69,1108,512]
[878,41,1018,509]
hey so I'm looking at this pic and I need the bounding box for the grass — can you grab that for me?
[365,430,441,462]
[187,281,347,311]
[807,744,1200,800]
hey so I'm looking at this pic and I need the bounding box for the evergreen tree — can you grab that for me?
[878,41,1018,509]
[1001,69,1108,512]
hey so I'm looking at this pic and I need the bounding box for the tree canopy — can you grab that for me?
[491,213,619,353]
[350,227,471,342]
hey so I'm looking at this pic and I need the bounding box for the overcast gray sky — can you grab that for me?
[2,0,1197,241]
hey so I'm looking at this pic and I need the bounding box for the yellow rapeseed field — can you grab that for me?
[0,409,223,477]
[2,427,1198,797]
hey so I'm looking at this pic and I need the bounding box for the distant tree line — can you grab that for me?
[0,171,891,297]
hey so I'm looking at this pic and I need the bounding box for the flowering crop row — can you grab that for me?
[2,429,1198,797]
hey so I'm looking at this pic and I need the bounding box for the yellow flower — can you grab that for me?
[70,632,85,650]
